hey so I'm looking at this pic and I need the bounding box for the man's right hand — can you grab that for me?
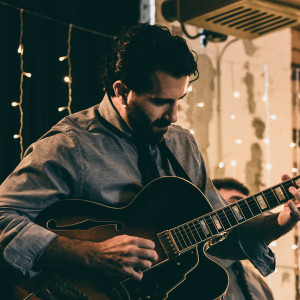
[86,234,158,280]
[37,234,158,281]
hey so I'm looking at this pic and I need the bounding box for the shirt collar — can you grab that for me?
[98,94,133,137]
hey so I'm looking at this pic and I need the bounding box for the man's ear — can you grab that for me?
[113,81,129,104]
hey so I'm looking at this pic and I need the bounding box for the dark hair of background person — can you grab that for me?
[213,178,250,196]
[102,23,198,98]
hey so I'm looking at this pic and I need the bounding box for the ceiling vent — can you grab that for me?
[176,0,300,39]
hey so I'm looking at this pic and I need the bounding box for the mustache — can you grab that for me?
[152,119,171,127]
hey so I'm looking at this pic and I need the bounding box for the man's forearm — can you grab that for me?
[35,234,158,281]
[36,236,93,270]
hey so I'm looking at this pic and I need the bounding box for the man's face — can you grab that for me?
[125,70,189,144]
[218,188,247,204]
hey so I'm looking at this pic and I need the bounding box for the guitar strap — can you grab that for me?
[231,261,254,300]
[158,140,192,183]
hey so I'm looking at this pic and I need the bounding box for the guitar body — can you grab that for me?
[4,177,229,300]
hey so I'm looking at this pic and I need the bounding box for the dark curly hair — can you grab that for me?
[212,178,250,196]
[103,23,198,97]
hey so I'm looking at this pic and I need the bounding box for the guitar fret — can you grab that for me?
[255,194,268,210]
[263,190,279,208]
[193,219,206,240]
[281,179,296,199]
[174,226,188,248]
[237,199,253,219]
[211,213,223,232]
[198,218,211,237]
[244,199,254,217]
[181,225,193,247]
[188,221,199,244]
[223,206,238,226]
[162,175,300,258]
[216,210,231,230]
[230,203,243,222]
[170,229,184,251]
[183,223,197,245]
[247,196,262,216]
[270,188,280,204]
[204,215,218,235]
[191,221,202,243]
[273,185,287,203]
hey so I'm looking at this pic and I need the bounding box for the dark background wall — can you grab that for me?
[0,0,140,182]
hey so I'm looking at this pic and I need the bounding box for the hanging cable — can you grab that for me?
[0,0,114,39]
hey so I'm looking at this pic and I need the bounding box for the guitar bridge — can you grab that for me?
[157,230,180,258]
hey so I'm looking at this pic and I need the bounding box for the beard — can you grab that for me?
[126,100,171,144]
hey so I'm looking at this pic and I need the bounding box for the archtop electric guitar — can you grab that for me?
[2,175,300,300]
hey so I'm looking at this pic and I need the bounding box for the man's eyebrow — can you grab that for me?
[152,93,187,101]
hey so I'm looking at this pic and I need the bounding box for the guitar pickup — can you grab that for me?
[157,230,180,258]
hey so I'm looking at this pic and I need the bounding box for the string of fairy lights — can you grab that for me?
[2,0,300,184]
[296,68,300,295]
[263,64,271,187]
[186,60,298,180]
[1,0,114,159]
[295,68,300,172]
[58,24,73,115]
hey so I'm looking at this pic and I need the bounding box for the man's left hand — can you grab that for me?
[277,174,300,228]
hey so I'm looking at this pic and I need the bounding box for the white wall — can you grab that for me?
[155,0,296,299]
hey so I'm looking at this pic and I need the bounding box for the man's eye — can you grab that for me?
[151,99,169,105]
[230,196,243,201]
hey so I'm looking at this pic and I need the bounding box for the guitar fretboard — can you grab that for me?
[167,175,300,253]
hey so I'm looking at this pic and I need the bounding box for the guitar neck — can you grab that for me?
[166,175,300,254]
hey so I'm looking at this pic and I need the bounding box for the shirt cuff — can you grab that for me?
[3,222,57,277]
[237,230,276,277]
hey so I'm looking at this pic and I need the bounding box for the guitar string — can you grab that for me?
[154,177,298,254]
[59,177,298,261]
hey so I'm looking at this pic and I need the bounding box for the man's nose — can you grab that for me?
[166,102,178,123]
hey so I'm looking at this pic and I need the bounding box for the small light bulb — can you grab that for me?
[291,244,298,250]
[187,86,193,92]
[264,138,270,144]
[290,142,296,148]
[231,160,237,166]
[13,134,20,139]
[59,56,68,62]
[58,107,68,112]
[64,76,70,83]
[17,45,23,54]
[266,163,272,170]
[11,102,20,107]
[292,168,299,173]
[219,162,224,168]
[262,95,268,102]
[235,139,242,144]
[270,241,277,247]
[23,72,32,78]
[270,115,277,120]
[233,91,240,98]
[196,102,204,108]
[230,115,236,120]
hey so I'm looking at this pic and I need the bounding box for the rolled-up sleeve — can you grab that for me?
[198,159,275,276]
[0,130,84,277]
[236,216,276,276]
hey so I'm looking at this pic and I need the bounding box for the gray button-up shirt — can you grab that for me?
[0,94,275,277]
